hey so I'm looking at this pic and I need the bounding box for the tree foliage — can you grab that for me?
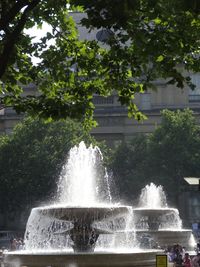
[110,109,200,204]
[0,117,93,213]
[110,135,149,203]
[147,109,200,195]
[0,0,200,125]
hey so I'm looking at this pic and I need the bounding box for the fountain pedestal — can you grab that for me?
[69,221,99,252]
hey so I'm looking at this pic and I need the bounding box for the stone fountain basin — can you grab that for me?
[133,208,181,231]
[36,205,131,221]
[135,229,194,251]
[4,250,161,267]
[133,208,179,216]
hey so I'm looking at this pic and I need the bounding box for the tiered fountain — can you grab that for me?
[133,183,195,250]
[4,142,159,267]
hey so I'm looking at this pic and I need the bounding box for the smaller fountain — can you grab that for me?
[134,183,182,231]
[133,183,195,250]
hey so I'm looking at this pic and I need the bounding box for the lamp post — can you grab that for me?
[184,177,200,191]
[184,177,200,236]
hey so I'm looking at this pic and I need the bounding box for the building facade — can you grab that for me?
[91,77,200,146]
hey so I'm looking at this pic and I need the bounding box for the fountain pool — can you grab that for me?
[4,143,193,267]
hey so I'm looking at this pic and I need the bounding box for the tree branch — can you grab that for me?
[0,0,30,31]
[0,0,40,79]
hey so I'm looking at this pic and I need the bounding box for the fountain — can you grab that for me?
[133,183,195,250]
[4,142,160,267]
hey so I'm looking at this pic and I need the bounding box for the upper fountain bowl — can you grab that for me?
[133,207,178,216]
[36,205,131,221]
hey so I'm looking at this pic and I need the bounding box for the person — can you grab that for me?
[192,253,200,267]
[10,238,17,251]
[0,249,3,265]
[170,246,177,262]
[182,247,186,258]
[174,254,183,267]
[183,253,191,267]
[17,238,24,250]
[197,240,200,253]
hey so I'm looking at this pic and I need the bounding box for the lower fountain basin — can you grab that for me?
[135,229,195,251]
[4,250,161,267]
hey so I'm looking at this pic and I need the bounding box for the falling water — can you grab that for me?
[25,208,72,251]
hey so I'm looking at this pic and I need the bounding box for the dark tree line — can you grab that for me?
[0,117,94,217]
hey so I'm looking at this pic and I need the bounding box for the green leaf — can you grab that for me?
[156,55,164,62]
[153,17,162,25]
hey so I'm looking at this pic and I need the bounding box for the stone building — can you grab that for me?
[91,74,200,146]
[1,75,200,141]
[1,12,200,142]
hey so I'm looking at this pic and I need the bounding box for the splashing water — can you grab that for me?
[57,141,112,206]
[138,183,167,208]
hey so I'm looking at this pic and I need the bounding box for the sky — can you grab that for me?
[25,22,54,65]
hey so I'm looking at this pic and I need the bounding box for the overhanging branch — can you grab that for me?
[0,0,40,79]
[0,0,30,31]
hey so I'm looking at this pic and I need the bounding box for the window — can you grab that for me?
[140,93,151,110]
[189,73,200,102]
[93,96,114,105]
